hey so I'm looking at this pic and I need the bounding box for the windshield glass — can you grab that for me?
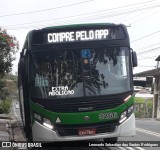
[30,47,131,99]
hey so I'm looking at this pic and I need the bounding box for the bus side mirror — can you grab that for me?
[132,51,138,67]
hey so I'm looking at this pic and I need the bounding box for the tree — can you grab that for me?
[0,28,19,77]
[0,80,9,100]
[0,80,10,114]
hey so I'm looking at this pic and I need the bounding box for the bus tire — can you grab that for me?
[103,137,118,144]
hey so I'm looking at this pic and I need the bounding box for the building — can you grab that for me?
[134,55,160,118]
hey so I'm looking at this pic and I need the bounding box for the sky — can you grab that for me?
[0,0,160,74]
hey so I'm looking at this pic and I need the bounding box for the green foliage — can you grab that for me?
[135,111,145,118]
[0,80,9,100]
[134,97,153,118]
[147,100,153,108]
[134,97,145,103]
[0,99,11,114]
[0,79,5,89]
[0,28,19,77]
[0,75,17,114]
[3,73,18,80]
[146,100,153,118]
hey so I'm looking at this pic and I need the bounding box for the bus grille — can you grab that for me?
[34,92,132,113]
[55,122,118,137]
[49,97,123,112]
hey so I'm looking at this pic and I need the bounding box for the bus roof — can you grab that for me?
[43,23,122,30]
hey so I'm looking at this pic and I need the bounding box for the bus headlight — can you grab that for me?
[119,111,127,123]
[34,113,42,122]
[119,105,134,124]
[128,105,134,115]
[33,113,54,130]
[43,118,54,130]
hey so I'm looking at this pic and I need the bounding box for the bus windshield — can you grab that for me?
[30,46,131,99]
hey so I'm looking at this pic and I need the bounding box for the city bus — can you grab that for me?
[18,23,137,142]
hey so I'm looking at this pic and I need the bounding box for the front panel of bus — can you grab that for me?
[27,24,135,141]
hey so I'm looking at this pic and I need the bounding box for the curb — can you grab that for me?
[0,114,11,119]
[136,118,160,121]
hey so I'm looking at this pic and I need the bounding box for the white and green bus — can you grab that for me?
[18,23,137,142]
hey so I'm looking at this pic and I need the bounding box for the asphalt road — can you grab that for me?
[9,101,160,150]
[118,118,160,150]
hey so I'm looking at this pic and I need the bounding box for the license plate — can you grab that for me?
[78,128,96,136]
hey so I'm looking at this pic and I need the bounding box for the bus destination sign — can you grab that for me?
[47,29,109,43]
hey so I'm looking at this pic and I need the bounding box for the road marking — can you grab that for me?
[118,147,126,150]
[136,128,160,137]
[136,147,146,150]
[125,147,134,150]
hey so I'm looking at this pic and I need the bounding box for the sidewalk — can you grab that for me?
[0,114,10,120]
[11,120,26,142]
[0,113,26,142]
[0,118,10,141]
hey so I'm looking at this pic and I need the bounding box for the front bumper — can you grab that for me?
[32,113,135,141]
